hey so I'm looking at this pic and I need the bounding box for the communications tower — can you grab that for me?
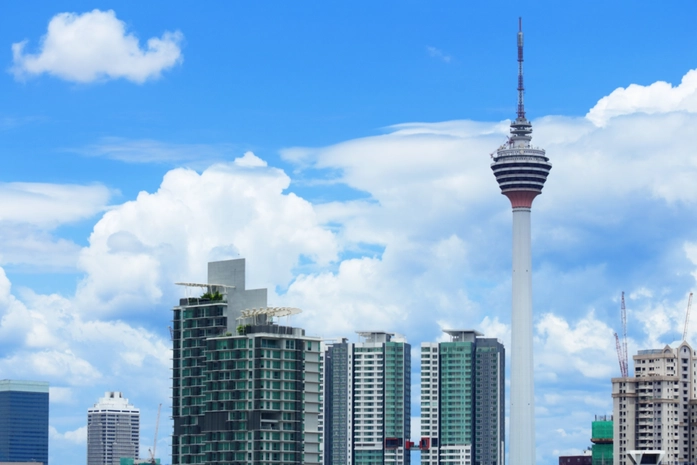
[490,18,552,465]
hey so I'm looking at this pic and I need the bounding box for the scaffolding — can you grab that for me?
[591,415,613,465]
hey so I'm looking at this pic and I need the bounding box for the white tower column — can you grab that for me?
[510,207,534,465]
[490,18,551,465]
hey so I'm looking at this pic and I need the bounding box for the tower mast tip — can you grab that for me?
[516,18,526,120]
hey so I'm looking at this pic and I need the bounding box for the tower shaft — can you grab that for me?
[510,208,535,465]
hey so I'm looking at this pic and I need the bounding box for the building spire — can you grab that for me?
[517,17,525,120]
[510,17,532,143]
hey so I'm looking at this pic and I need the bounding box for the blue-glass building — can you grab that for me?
[0,380,49,465]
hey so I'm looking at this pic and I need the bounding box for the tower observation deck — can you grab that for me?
[491,18,551,208]
[490,18,551,465]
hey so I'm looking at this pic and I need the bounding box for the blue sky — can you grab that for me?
[2,2,697,464]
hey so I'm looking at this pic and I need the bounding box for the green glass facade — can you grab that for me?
[202,331,320,464]
[385,341,411,446]
[439,342,474,446]
[173,300,321,465]
[172,300,229,463]
[172,259,320,465]
[323,333,411,465]
[420,331,504,465]
[120,459,161,465]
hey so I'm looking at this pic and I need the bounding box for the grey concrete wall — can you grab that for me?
[207,259,268,326]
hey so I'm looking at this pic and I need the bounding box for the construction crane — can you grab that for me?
[682,292,694,341]
[613,292,629,377]
[148,403,161,464]
[614,332,627,377]
[621,292,629,377]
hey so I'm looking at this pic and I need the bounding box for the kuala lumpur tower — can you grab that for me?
[491,18,551,465]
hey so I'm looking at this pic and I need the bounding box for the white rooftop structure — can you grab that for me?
[88,391,139,412]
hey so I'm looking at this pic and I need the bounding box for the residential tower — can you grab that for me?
[420,330,505,465]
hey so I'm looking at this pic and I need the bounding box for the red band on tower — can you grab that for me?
[504,190,539,208]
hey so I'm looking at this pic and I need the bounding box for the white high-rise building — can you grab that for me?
[490,18,551,465]
[87,391,140,465]
[613,341,697,465]
[323,332,411,465]
[420,331,505,465]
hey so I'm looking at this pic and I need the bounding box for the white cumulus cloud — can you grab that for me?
[12,9,183,83]
[535,311,616,379]
[587,68,697,126]
[75,155,338,317]
[50,425,87,444]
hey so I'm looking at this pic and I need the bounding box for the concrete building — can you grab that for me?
[559,455,592,465]
[322,338,349,465]
[0,380,49,465]
[172,259,321,465]
[612,341,696,465]
[490,18,552,465]
[87,391,140,465]
[323,332,412,465]
[420,331,505,465]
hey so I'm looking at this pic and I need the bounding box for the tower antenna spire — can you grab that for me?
[517,17,525,120]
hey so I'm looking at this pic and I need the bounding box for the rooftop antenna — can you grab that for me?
[517,17,525,120]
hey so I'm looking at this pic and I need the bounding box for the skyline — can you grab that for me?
[1,2,697,464]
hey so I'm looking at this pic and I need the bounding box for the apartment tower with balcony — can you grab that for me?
[172,259,321,465]
[612,341,697,465]
[323,332,411,465]
[420,330,505,465]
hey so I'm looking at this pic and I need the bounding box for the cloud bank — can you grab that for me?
[12,9,183,83]
[0,182,111,270]
[587,68,697,126]
[3,64,697,465]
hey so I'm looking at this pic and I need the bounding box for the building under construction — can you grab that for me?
[612,342,697,465]
[591,415,612,465]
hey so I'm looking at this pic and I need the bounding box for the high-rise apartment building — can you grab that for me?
[87,391,140,465]
[323,332,411,465]
[0,380,49,465]
[172,258,321,465]
[420,331,505,465]
[612,341,695,465]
